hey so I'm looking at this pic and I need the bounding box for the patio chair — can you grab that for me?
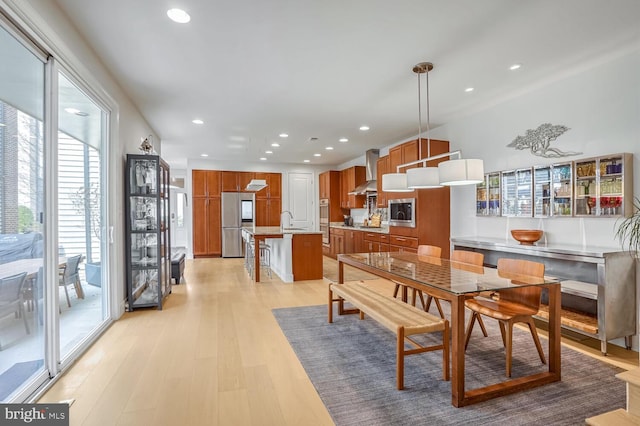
[59,254,83,307]
[0,272,30,350]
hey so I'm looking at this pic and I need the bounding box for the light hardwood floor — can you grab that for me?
[39,257,638,425]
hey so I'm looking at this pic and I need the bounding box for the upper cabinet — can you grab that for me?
[476,172,501,216]
[376,155,390,207]
[501,168,533,217]
[192,169,221,198]
[482,152,633,219]
[533,162,572,218]
[574,153,633,217]
[221,171,255,192]
[254,172,281,199]
[340,166,366,209]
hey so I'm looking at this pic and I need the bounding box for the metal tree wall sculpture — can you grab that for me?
[507,123,582,158]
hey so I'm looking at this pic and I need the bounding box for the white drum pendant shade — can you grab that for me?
[406,167,442,189]
[382,173,412,192]
[438,159,484,186]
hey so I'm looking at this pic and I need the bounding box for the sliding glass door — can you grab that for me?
[0,22,48,401]
[0,16,111,401]
[57,72,109,363]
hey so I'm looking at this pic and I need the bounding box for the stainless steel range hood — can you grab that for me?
[349,149,379,195]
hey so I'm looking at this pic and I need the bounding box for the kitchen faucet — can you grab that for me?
[281,210,293,229]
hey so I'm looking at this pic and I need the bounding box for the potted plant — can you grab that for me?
[70,183,102,287]
[615,196,640,256]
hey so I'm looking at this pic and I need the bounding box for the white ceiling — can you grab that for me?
[53,0,640,169]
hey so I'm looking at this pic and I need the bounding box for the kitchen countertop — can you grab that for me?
[330,224,389,234]
[243,226,323,236]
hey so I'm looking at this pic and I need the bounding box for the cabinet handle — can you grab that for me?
[396,238,405,241]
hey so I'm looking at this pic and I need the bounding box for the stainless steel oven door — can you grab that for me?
[319,199,329,225]
[319,223,329,244]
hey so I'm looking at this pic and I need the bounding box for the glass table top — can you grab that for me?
[338,252,559,295]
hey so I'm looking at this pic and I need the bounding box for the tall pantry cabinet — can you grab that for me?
[192,170,221,257]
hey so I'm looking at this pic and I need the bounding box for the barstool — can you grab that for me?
[259,242,272,278]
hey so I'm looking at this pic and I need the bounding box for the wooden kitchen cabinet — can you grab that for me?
[330,227,345,258]
[344,229,364,254]
[319,170,343,222]
[340,166,366,209]
[222,171,255,192]
[192,170,222,257]
[192,197,221,257]
[192,169,221,198]
[376,155,390,207]
[255,172,281,199]
[389,235,418,253]
[255,197,282,227]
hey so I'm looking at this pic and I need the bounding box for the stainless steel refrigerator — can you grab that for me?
[221,192,254,257]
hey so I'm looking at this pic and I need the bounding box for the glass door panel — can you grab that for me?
[533,166,551,217]
[57,72,108,360]
[0,25,47,401]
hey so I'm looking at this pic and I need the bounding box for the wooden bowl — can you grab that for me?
[510,229,543,245]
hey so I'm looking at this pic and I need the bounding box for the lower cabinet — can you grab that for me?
[330,228,345,257]
[389,235,418,253]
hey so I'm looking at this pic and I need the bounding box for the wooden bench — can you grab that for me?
[328,281,449,390]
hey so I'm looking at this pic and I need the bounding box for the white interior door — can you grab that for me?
[287,173,314,230]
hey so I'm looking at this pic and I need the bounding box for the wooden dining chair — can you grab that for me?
[423,249,487,320]
[392,245,442,311]
[464,258,546,377]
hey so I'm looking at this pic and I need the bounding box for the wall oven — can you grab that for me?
[388,198,415,228]
[319,199,329,244]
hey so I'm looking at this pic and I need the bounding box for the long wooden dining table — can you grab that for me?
[336,252,561,407]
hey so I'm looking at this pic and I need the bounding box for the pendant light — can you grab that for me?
[381,61,484,191]
[406,62,442,189]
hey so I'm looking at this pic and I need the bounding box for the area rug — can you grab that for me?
[273,304,625,426]
[0,359,43,401]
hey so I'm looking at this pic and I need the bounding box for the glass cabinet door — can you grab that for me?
[502,168,532,217]
[575,158,597,216]
[534,166,551,217]
[551,162,573,217]
[476,177,487,215]
[598,155,625,217]
[487,172,501,216]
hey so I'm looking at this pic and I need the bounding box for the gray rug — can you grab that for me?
[273,304,626,426]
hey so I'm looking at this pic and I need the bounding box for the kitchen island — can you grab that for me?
[242,226,323,283]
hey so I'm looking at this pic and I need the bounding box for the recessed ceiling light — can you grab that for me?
[510,63,522,70]
[339,138,348,142]
[271,143,280,147]
[359,126,369,131]
[314,153,321,157]
[465,87,474,92]
[167,8,191,23]
[192,119,204,124]
[325,146,334,150]
[200,153,208,157]
[279,133,288,138]
[260,157,267,161]
[265,150,273,154]
[303,159,310,163]
[0,123,6,127]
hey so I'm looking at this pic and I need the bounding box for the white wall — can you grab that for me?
[428,48,640,248]
[5,0,159,317]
